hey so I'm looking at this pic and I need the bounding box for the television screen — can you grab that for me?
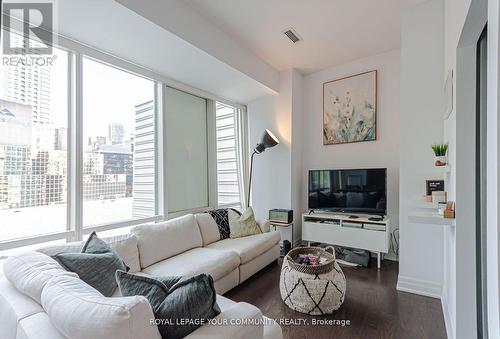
[308,168,387,215]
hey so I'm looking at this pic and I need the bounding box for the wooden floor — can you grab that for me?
[225,258,447,339]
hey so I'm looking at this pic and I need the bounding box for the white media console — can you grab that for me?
[302,212,390,269]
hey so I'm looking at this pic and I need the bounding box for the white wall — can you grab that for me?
[398,0,445,298]
[486,2,500,336]
[441,1,500,338]
[291,71,304,244]
[486,0,500,338]
[300,50,400,256]
[247,71,292,218]
[247,69,303,244]
[442,1,472,337]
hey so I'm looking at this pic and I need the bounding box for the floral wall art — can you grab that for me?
[323,70,377,145]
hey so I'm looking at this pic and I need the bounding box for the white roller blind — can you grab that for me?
[216,102,243,208]
[165,87,208,213]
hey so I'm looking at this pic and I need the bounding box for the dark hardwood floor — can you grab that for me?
[225,258,447,339]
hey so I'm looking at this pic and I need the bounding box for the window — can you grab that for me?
[215,102,244,208]
[82,57,156,226]
[0,33,69,241]
[165,87,208,213]
[0,25,247,253]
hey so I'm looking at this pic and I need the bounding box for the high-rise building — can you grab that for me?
[1,34,51,125]
[133,100,155,218]
[55,128,68,151]
[0,99,66,209]
[108,123,125,144]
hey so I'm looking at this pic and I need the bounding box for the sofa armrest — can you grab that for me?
[184,302,264,339]
[256,219,270,233]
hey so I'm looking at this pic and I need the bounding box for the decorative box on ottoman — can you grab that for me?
[279,247,346,315]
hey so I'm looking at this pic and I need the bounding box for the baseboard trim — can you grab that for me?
[396,275,442,299]
[441,293,455,339]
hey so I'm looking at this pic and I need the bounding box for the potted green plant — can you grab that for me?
[431,143,448,166]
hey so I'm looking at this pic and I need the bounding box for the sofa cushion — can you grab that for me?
[132,214,203,268]
[38,233,141,273]
[228,207,262,239]
[0,277,45,339]
[207,231,281,264]
[116,271,220,339]
[194,213,220,246]
[17,312,66,339]
[183,300,264,339]
[41,274,161,339]
[52,232,128,297]
[3,251,77,304]
[141,247,240,282]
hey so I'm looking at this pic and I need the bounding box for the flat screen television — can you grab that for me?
[308,168,387,215]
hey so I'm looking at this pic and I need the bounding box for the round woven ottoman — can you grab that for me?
[279,246,346,315]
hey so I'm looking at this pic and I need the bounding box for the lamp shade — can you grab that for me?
[255,129,279,153]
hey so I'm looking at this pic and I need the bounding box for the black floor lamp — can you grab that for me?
[247,129,279,208]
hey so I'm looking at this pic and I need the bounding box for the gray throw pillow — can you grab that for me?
[53,232,128,296]
[116,271,221,339]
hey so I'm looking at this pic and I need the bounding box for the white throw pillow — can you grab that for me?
[103,234,141,273]
[41,274,161,339]
[3,251,78,303]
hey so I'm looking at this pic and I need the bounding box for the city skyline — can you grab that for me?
[0,31,156,240]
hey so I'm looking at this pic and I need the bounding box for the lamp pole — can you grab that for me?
[246,129,279,209]
[247,150,257,208]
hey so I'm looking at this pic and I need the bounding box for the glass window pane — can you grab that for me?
[216,102,242,207]
[0,31,69,241]
[82,57,155,227]
[165,87,208,213]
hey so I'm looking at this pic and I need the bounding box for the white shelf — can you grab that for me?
[408,211,455,226]
[418,165,451,175]
[413,201,439,209]
[433,165,451,173]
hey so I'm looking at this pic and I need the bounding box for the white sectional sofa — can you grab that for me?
[0,212,282,339]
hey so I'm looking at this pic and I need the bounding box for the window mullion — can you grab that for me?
[155,82,166,220]
[236,107,248,209]
[207,99,218,209]
[68,52,83,241]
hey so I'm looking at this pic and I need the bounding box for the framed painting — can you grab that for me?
[323,70,377,145]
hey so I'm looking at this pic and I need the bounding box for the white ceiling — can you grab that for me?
[49,0,276,104]
[184,0,426,74]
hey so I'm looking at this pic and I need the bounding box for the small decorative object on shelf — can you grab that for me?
[438,202,447,216]
[444,201,455,219]
[424,179,445,203]
[423,195,433,203]
[432,191,447,203]
[431,143,449,166]
[426,179,445,195]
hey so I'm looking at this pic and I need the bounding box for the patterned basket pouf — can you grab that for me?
[279,247,346,315]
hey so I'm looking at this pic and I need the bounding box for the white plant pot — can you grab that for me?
[435,156,447,166]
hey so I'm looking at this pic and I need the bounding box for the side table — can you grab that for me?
[269,220,294,246]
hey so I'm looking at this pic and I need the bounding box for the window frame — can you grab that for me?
[0,17,247,253]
